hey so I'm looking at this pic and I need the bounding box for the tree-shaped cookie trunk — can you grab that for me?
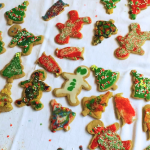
[1,52,25,83]
[0,83,13,113]
[5,1,29,25]
[0,31,6,54]
[91,65,119,91]
[50,99,76,132]
[0,3,4,10]
[36,52,62,77]
[114,93,136,126]
[81,91,113,119]
[87,120,132,150]
[101,0,121,14]
[129,0,150,20]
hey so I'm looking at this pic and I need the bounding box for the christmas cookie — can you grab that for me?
[1,52,25,83]
[101,0,121,14]
[42,0,69,21]
[0,83,13,113]
[36,52,62,76]
[81,91,113,119]
[114,23,150,60]
[93,19,117,45]
[91,65,119,91]
[131,70,150,101]
[129,0,150,20]
[53,66,91,106]
[146,146,150,150]
[114,93,136,126]
[5,1,29,25]
[8,25,44,56]
[0,31,6,54]
[50,99,76,132]
[0,3,4,10]
[55,10,92,44]
[15,70,51,111]
[55,47,84,60]
[87,120,133,150]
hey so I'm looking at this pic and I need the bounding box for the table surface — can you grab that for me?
[0,0,150,150]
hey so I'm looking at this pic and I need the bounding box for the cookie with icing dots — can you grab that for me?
[0,3,4,10]
[87,120,132,150]
[81,91,113,119]
[5,1,29,25]
[8,25,44,56]
[0,31,6,54]
[53,66,91,106]
[42,0,69,21]
[55,10,92,44]
[50,99,76,132]
[114,23,150,60]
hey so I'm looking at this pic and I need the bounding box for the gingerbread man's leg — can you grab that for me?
[68,92,79,105]
[21,43,34,56]
[31,99,44,111]
[133,47,145,55]
[71,31,82,39]
[15,99,26,107]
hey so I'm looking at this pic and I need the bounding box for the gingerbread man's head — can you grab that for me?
[75,66,89,78]
[8,25,21,37]
[31,70,47,81]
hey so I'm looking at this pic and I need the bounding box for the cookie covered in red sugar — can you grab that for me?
[114,93,136,126]
[55,10,92,44]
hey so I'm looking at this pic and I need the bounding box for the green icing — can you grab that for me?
[101,0,120,9]
[131,14,136,20]
[131,70,150,101]
[0,41,3,53]
[67,79,76,91]
[91,65,119,90]
[146,146,150,150]
[77,67,87,75]
[5,1,28,22]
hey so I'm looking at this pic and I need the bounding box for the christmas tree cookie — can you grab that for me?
[0,3,4,10]
[55,47,84,60]
[15,70,51,111]
[36,52,62,76]
[114,93,136,126]
[92,19,117,45]
[5,1,29,25]
[129,0,150,20]
[53,66,91,106]
[115,23,150,60]
[55,10,92,44]
[81,91,113,119]
[8,25,44,56]
[131,70,150,101]
[50,99,76,132]
[87,120,132,150]
[0,31,6,54]
[0,83,13,113]
[42,0,69,21]
[1,52,25,83]
[101,0,121,14]
[91,65,119,91]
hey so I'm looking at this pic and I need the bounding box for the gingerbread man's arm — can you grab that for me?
[56,23,65,30]
[106,123,119,132]
[117,36,125,45]
[40,81,51,92]
[9,37,18,47]
[20,80,31,87]
[82,80,91,90]
[61,72,72,79]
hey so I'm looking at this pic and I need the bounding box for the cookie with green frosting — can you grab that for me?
[0,31,6,54]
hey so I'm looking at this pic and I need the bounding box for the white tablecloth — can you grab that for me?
[0,0,150,150]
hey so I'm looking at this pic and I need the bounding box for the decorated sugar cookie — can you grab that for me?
[114,93,136,126]
[101,0,121,14]
[1,52,25,83]
[0,83,13,113]
[55,10,92,44]
[0,31,6,54]
[0,3,4,10]
[55,47,84,60]
[87,120,132,150]
[8,25,44,56]
[131,70,150,101]
[36,52,62,76]
[91,65,119,91]
[146,146,150,150]
[50,99,76,132]
[115,23,150,60]
[129,0,150,20]
[81,91,113,119]
[42,0,69,21]
[93,19,117,45]
[53,66,91,106]
[5,1,29,25]
[15,70,51,111]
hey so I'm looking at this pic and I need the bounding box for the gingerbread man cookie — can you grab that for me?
[55,10,92,44]
[8,25,44,56]
[50,99,76,132]
[0,3,4,10]
[87,120,132,150]
[53,66,91,106]
[115,23,150,60]
[15,70,51,111]
[0,31,6,54]
[81,91,113,119]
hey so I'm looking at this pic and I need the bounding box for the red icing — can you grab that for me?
[115,95,135,124]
